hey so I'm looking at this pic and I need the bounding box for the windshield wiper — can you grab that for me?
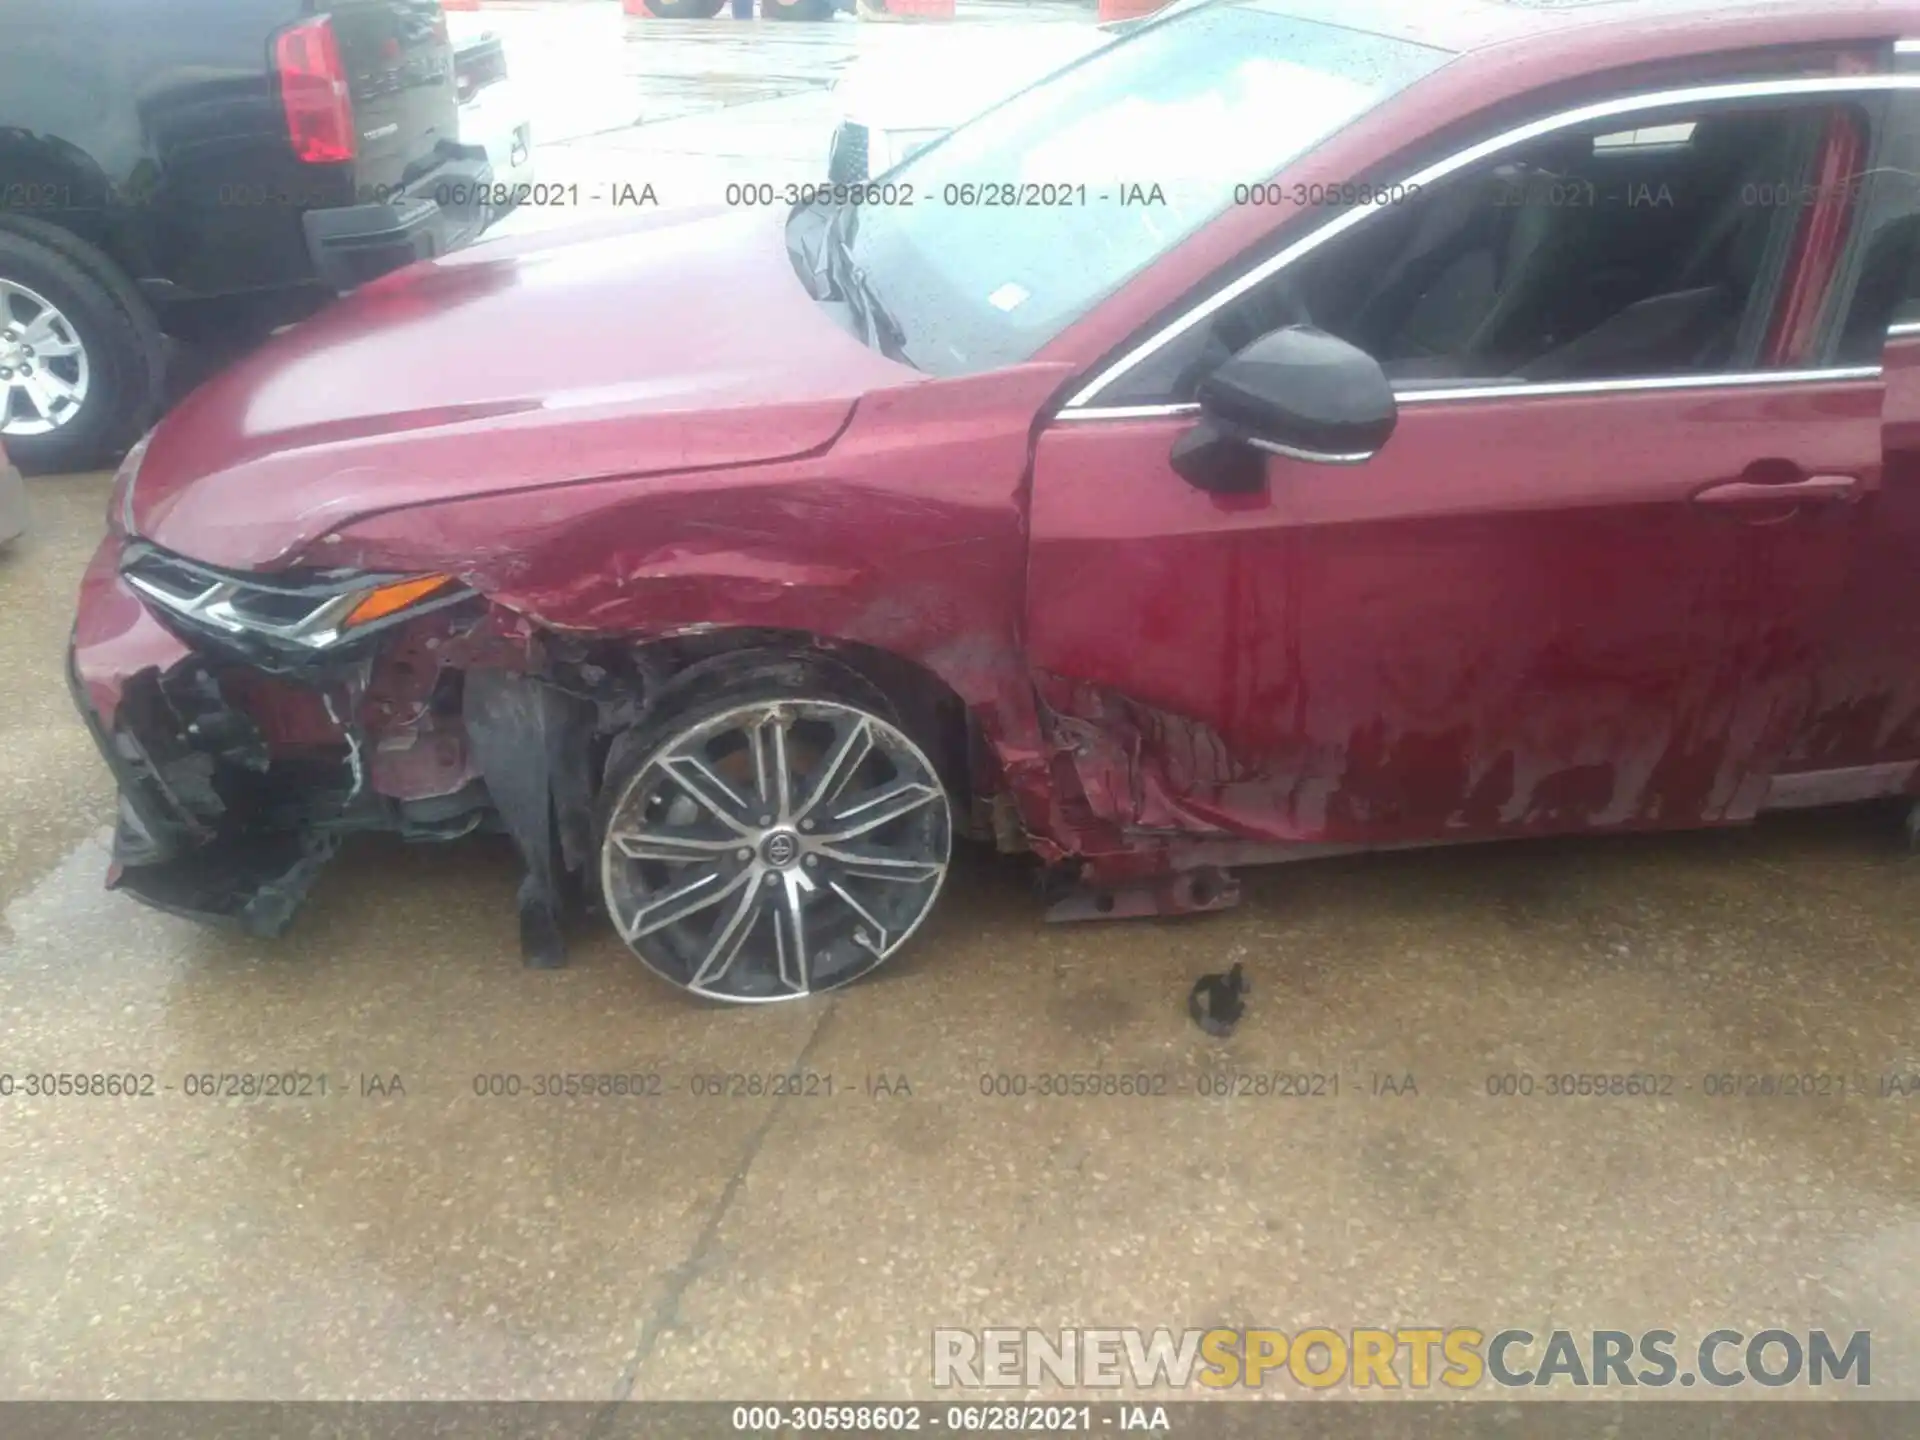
[821,204,910,363]
[807,197,841,296]
[848,259,910,361]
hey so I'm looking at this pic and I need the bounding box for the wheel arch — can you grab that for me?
[610,626,985,816]
[0,168,148,285]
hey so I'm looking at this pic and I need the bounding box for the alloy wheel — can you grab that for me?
[601,698,952,1003]
[0,279,90,438]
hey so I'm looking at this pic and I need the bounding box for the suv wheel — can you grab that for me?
[0,224,164,475]
[598,665,953,1003]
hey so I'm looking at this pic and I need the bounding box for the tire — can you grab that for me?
[642,0,726,16]
[597,655,953,1003]
[0,220,165,476]
[764,0,833,18]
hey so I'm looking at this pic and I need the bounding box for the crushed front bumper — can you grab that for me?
[67,538,338,935]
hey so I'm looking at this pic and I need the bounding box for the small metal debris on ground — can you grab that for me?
[1188,961,1249,1038]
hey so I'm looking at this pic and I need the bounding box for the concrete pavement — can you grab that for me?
[6,0,1920,1405]
[7,471,1920,1398]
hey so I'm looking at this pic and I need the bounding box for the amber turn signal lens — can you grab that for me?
[343,574,453,628]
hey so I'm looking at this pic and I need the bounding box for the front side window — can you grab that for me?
[1104,97,1869,405]
[828,1,1452,377]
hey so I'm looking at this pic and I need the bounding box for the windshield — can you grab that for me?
[831,2,1451,376]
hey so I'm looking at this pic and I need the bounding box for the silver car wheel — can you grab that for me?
[601,698,952,1003]
[0,279,90,438]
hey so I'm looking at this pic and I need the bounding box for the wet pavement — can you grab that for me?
[10,468,1920,1401]
[7,0,1920,1408]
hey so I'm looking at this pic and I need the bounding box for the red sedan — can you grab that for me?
[69,0,1920,1002]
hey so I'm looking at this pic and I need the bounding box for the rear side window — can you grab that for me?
[1107,99,1862,405]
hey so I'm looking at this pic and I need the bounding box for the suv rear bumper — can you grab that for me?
[303,151,496,293]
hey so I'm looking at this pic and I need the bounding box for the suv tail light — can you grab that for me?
[275,17,357,165]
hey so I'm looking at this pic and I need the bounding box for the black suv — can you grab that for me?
[0,0,496,473]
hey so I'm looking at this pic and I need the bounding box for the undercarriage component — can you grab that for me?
[393,781,492,841]
[984,790,1029,854]
[1042,864,1241,923]
[463,667,598,968]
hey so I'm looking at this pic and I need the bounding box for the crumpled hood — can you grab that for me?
[131,206,918,569]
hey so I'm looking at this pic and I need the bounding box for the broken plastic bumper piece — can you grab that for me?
[67,643,337,937]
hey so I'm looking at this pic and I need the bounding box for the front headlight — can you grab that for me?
[121,542,469,655]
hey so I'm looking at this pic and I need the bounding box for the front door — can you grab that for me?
[1025,86,1888,848]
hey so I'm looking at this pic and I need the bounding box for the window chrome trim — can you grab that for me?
[1054,403,1202,422]
[1051,365,1882,424]
[1063,74,1920,413]
[1247,436,1378,465]
[1895,38,1920,54]
[1394,365,1882,403]
[1888,320,1920,338]
[1058,402,1203,421]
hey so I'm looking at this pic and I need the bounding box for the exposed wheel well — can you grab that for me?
[535,626,985,821]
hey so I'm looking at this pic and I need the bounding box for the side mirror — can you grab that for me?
[1171,325,1398,493]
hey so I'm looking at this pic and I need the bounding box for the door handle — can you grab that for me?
[1692,473,1861,508]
